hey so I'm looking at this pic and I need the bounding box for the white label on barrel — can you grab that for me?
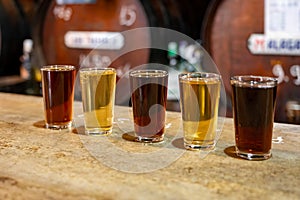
[248,34,300,55]
[265,0,300,37]
[79,53,111,68]
[119,5,137,27]
[64,31,125,50]
[53,5,73,21]
[272,64,289,84]
[290,65,300,85]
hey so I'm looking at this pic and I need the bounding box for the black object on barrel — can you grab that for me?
[0,0,30,76]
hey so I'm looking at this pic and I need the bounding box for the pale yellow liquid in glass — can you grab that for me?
[80,69,116,134]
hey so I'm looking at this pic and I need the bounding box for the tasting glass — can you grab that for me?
[230,75,278,160]
[179,72,221,150]
[79,68,116,135]
[130,70,168,143]
[41,65,76,130]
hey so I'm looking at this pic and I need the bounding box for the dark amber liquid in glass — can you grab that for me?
[42,69,76,125]
[131,81,167,138]
[232,85,277,154]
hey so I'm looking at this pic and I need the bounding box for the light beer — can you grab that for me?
[80,68,116,135]
[179,73,221,150]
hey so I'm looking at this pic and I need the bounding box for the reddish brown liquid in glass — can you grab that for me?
[42,68,76,125]
[131,82,168,138]
[232,85,277,154]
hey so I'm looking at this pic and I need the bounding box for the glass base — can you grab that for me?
[135,135,164,143]
[184,142,215,151]
[184,138,215,151]
[45,122,72,130]
[236,148,272,161]
[85,128,112,135]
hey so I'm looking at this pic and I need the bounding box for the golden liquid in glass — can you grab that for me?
[179,78,220,149]
[80,69,116,134]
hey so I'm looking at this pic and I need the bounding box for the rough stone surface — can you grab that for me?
[0,93,299,199]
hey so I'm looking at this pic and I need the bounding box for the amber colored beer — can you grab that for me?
[80,68,116,135]
[231,76,277,160]
[130,70,168,142]
[179,72,221,150]
[41,65,76,129]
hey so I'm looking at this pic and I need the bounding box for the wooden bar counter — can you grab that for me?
[0,92,299,199]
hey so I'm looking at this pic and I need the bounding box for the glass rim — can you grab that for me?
[230,75,278,88]
[129,69,168,78]
[41,65,76,71]
[79,67,116,72]
[179,72,221,81]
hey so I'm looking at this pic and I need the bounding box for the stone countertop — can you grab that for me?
[0,92,299,199]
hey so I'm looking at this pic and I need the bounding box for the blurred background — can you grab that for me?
[0,0,299,124]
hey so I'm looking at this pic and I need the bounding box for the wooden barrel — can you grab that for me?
[32,0,207,80]
[202,0,300,124]
[0,0,31,76]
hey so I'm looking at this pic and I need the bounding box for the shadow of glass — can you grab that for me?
[224,146,241,159]
[171,137,185,150]
[33,120,46,128]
